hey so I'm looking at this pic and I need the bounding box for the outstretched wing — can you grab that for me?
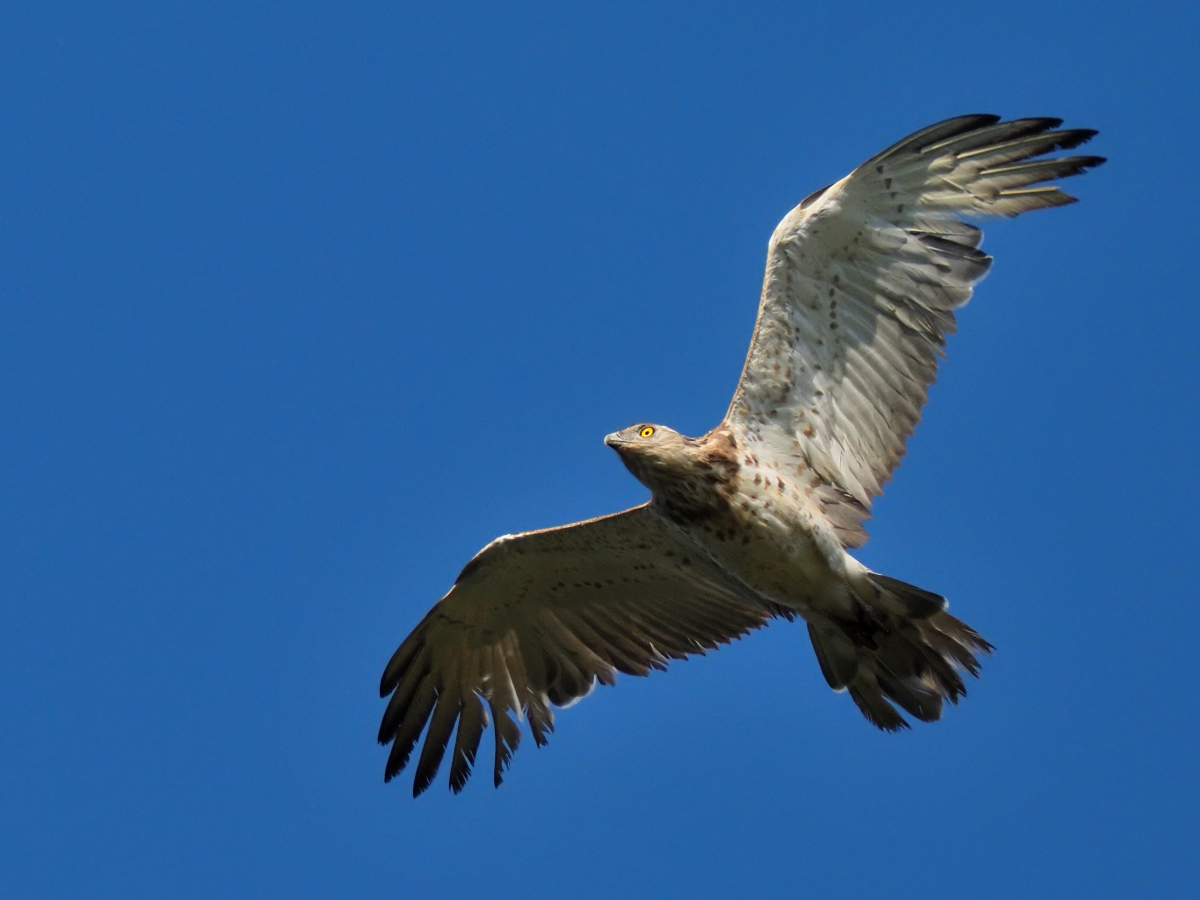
[726,115,1103,518]
[378,505,781,796]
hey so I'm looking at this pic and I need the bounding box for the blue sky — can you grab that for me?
[2,2,1198,898]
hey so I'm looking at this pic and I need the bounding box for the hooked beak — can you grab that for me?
[604,432,627,448]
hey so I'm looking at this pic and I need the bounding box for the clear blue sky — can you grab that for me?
[2,3,1197,898]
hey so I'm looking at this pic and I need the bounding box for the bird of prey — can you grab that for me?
[379,114,1104,796]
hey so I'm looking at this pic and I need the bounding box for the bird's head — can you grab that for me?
[604,423,694,490]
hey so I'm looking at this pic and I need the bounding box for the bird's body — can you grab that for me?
[609,425,853,619]
[379,114,1104,795]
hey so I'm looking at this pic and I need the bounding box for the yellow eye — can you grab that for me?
[639,426,655,438]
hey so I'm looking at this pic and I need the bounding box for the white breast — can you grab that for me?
[679,456,857,619]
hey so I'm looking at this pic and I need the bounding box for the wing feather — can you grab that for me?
[378,505,779,794]
[412,680,463,796]
[727,115,1103,517]
[448,692,488,794]
[385,676,437,781]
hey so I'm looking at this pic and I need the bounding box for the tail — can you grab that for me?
[806,573,993,730]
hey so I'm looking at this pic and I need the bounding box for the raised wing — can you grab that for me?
[378,505,782,796]
[726,115,1103,517]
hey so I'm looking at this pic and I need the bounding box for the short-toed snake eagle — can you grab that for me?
[379,115,1104,795]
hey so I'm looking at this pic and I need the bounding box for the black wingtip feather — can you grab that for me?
[1056,128,1099,149]
[491,703,521,788]
[448,696,487,793]
[382,677,437,782]
[380,634,425,697]
[911,114,1002,153]
[412,694,463,796]
[377,657,433,743]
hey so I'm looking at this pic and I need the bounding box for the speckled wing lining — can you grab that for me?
[377,505,782,796]
[726,116,1104,511]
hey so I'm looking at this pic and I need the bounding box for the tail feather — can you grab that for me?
[848,670,910,731]
[807,622,857,690]
[922,612,992,677]
[873,665,944,722]
[867,572,947,618]
[809,574,991,729]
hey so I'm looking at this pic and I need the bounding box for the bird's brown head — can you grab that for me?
[604,423,695,491]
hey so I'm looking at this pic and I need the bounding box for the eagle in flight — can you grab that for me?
[379,115,1104,795]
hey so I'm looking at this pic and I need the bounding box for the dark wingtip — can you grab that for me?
[384,752,404,782]
[379,668,395,698]
[379,632,427,697]
[412,761,441,796]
